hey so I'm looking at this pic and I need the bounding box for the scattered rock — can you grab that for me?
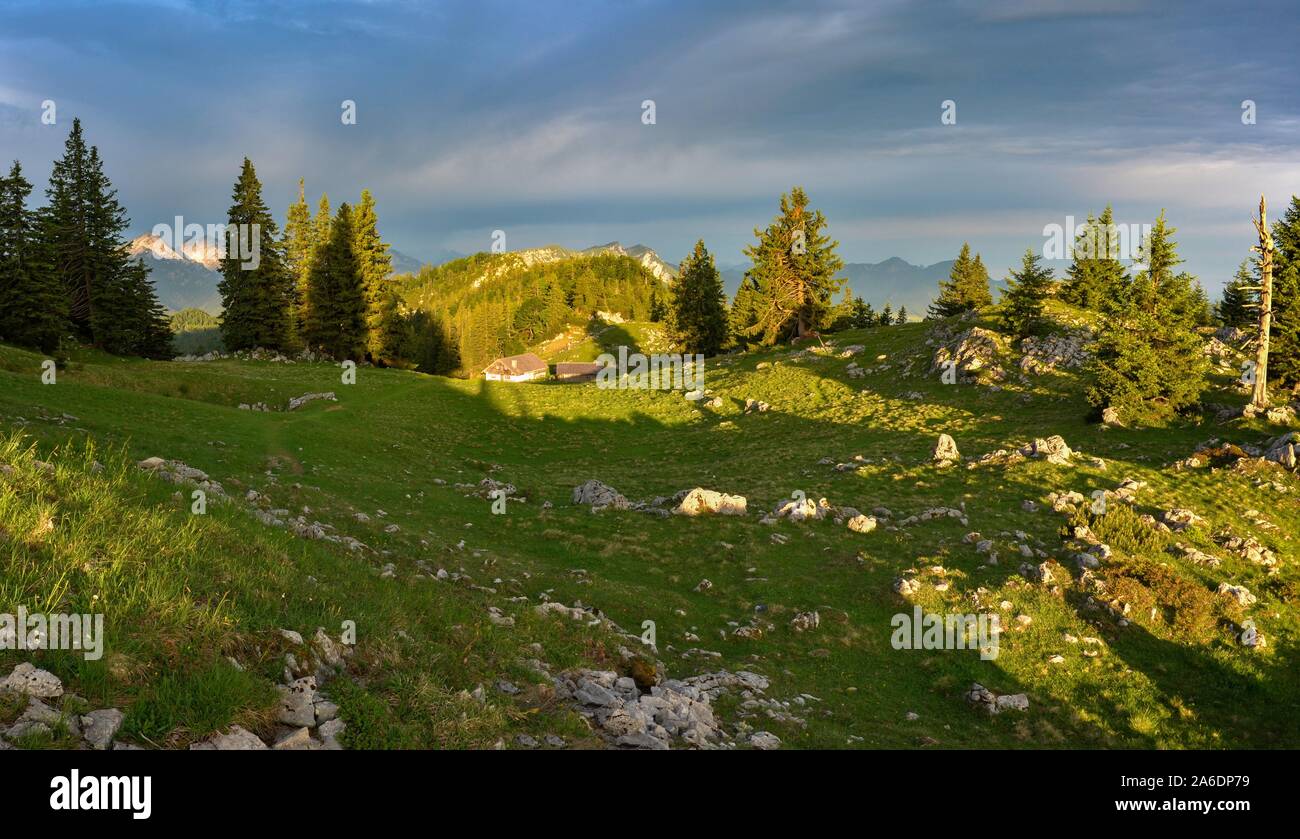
[675,487,747,516]
[932,433,961,465]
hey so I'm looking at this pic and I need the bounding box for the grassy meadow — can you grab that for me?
[1,303,1297,749]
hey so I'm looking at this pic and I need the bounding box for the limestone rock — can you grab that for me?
[674,487,747,516]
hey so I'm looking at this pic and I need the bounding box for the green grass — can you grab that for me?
[1,301,1297,749]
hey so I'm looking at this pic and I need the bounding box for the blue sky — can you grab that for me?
[2,0,1298,291]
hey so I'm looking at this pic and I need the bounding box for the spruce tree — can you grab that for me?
[880,303,893,325]
[970,254,992,307]
[1215,260,1256,328]
[729,275,762,348]
[1061,206,1129,310]
[353,189,393,360]
[0,161,67,352]
[848,297,871,328]
[1000,249,1054,338]
[302,202,367,360]
[217,159,292,351]
[1086,212,1208,422]
[283,178,313,337]
[896,305,908,324]
[929,243,991,318]
[741,187,844,343]
[1268,196,1300,392]
[668,239,729,356]
[42,121,170,356]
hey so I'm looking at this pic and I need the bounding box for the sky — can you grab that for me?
[2,0,1299,292]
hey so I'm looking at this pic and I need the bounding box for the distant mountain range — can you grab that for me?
[128,229,951,320]
[719,256,957,318]
[127,234,445,314]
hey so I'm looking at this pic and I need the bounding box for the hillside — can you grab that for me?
[397,249,668,375]
[2,301,1297,750]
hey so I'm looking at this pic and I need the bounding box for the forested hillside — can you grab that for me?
[395,251,666,375]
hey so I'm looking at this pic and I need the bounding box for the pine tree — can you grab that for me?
[848,297,872,328]
[648,286,666,322]
[741,187,844,343]
[353,189,393,360]
[0,161,67,352]
[880,303,893,325]
[1216,260,1256,328]
[1086,212,1208,422]
[283,178,313,338]
[929,243,991,318]
[302,202,367,360]
[1268,196,1300,393]
[42,121,170,357]
[668,239,729,356]
[1061,206,1129,310]
[1000,249,1054,338]
[370,288,406,364]
[896,305,908,324]
[217,158,293,352]
[970,254,992,307]
[729,275,762,348]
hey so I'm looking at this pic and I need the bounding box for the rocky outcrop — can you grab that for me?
[930,326,1008,383]
[572,480,630,511]
[554,667,771,750]
[1019,331,1091,374]
[287,392,337,411]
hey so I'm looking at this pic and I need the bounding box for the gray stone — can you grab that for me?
[81,708,124,750]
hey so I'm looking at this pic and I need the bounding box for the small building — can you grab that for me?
[482,353,548,382]
[554,361,604,382]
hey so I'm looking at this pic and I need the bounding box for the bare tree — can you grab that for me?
[1250,196,1276,410]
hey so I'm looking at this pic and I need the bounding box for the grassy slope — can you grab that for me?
[1,303,1297,749]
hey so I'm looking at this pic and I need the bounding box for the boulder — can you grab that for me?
[571,479,629,511]
[674,488,747,516]
[0,663,63,699]
[1022,435,1072,465]
[81,708,124,751]
[932,433,961,465]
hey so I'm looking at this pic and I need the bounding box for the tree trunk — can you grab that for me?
[1251,196,1275,410]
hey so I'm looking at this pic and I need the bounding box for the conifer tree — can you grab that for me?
[283,178,313,335]
[353,189,393,360]
[848,297,872,328]
[896,305,908,324]
[1061,206,1130,310]
[880,303,893,325]
[1268,196,1300,392]
[668,239,729,356]
[741,187,843,343]
[43,120,170,356]
[729,275,762,348]
[1086,212,1208,422]
[929,243,991,317]
[217,158,293,352]
[0,161,67,352]
[370,288,406,364]
[1216,260,1257,328]
[1000,249,1054,338]
[302,202,367,360]
[648,287,666,322]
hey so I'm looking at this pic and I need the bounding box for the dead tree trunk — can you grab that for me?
[1250,195,1276,410]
